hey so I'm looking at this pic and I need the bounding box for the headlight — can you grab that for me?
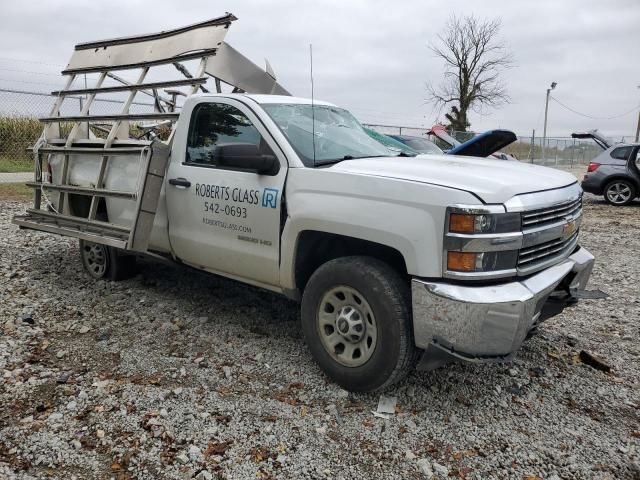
[447,251,519,273]
[444,207,522,279]
[448,212,520,234]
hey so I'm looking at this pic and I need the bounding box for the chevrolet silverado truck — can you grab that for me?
[12,15,595,392]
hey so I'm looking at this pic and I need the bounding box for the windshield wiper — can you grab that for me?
[397,151,417,157]
[315,154,389,167]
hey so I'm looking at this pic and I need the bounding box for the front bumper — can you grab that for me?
[411,246,594,362]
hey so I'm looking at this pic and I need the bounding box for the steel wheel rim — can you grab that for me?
[317,285,378,367]
[83,242,107,277]
[607,182,632,204]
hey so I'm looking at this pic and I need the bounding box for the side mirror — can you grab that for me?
[214,143,278,175]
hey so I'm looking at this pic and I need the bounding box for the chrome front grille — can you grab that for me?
[521,197,582,229]
[517,195,583,274]
[518,231,579,271]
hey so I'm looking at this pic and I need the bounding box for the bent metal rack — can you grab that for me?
[12,13,289,252]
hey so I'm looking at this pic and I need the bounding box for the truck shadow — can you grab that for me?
[135,256,303,339]
[26,243,551,401]
[583,193,640,207]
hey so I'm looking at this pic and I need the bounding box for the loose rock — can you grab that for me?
[0,193,637,479]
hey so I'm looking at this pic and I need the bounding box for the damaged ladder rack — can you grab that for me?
[13,13,290,252]
[13,14,239,253]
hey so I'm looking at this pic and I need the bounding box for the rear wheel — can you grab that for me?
[79,240,137,281]
[604,179,636,206]
[301,256,416,392]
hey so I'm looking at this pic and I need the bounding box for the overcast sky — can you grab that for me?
[1,0,639,138]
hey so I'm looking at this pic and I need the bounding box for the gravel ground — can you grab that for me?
[0,195,639,480]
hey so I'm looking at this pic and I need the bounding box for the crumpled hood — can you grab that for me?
[328,154,578,204]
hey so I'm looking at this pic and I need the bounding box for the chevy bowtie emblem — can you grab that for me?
[562,219,577,238]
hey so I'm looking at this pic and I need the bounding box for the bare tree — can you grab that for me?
[427,15,514,132]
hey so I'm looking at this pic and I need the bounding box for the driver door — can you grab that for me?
[165,97,287,287]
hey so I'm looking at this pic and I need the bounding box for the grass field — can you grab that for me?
[0,116,40,172]
[0,116,172,173]
[0,157,33,173]
[0,183,33,201]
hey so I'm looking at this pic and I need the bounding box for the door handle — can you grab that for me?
[169,177,191,188]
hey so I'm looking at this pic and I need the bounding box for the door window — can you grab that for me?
[610,146,632,160]
[186,103,271,165]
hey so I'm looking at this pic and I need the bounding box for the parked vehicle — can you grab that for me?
[379,129,517,159]
[386,135,444,155]
[447,129,517,158]
[363,128,420,156]
[13,16,595,392]
[574,130,640,206]
[428,124,519,160]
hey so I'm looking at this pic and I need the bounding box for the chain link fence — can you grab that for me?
[0,88,630,172]
[0,88,155,172]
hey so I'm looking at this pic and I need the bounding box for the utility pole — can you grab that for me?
[529,129,535,163]
[542,81,557,163]
[636,85,640,142]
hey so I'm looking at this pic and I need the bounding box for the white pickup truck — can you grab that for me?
[13,15,594,392]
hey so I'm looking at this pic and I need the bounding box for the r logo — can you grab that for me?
[261,188,279,208]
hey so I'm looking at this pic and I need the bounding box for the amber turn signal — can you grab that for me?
[447,251,477,272]
[449,213,475,233]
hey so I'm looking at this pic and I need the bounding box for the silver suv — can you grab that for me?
[575,130,640,206]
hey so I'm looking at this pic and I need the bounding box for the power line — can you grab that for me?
[0,63,143,85]
[0,69,140,85]
[0,75,133,88]
[0,67,62,77]
[0,56,65,68]
[550,96,640,120]
[0,88,54,97]
[0,77,63,87]
[0,87,155,107]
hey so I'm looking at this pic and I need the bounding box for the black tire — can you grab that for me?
[301,256,417,392]
[603,179,636,206]
[79,240,137,281]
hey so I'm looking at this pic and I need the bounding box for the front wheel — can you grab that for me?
[301,256,417,392]
[604,179,636,206]
[79,240,137,281]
